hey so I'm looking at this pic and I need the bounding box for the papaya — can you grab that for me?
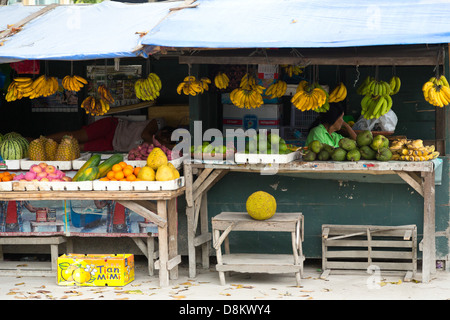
[72,154,101,181]
[76,166,99,182]
[96,153,124,179]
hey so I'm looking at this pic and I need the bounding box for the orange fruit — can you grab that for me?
[114,171,124,180]
[99,177,109,181]
[133,167,141,176]
[126,174,136,181]
[107,171,116,180]
[2,175,12,182]
[112,164,122,172]
[123,167,134,177]
[0,173,4,179]
[119,161,127,169]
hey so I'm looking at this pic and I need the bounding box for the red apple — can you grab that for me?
[36,172,48,180]
[38,162,48,170]
[61,176,72,182]
[30,164,42,173]
[45,165,56,174]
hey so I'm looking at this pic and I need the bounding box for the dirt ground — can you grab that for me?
[0,256,449,303]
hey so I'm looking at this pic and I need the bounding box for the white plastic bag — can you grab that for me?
[352,110,397,132]
[378,109,398,132]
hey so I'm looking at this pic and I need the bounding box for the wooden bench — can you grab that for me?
[212,212,304,286]
[0,236,67,276]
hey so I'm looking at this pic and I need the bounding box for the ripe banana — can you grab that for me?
[214,72,229,89]
[97,85,114,104]
[177,75,209,96]
[6,76,60,101]
[265,80,287,99]
[291,81,327,112]
[80,95,109,116]
[423,75,450,108]
[281,65,303,78]
[328,82,347,103]
[135,72,162,101]
[390,138,439,161]
[62,75,88,92]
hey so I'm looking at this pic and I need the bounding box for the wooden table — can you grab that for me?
[183,160,436,283]
[0,188,185,287]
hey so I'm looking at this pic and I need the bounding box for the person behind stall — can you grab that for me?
[0,201,40,232]
[44,117,173,152]
[305,102,357,148]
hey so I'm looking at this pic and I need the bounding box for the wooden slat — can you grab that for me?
[325,250,414,259]
[326,261,414,271]
[325,240,414,248]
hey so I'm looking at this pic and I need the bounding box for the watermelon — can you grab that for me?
[0,138,25,160]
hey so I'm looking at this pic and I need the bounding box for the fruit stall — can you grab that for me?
[0,0,449,287]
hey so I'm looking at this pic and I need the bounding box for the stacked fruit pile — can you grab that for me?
[134,73,162,101]
[99,161,141,182]
[229,73,265,109]
[291,81,328,112]
[243,133,290,155]
[422,75,450,108]
[303,131,392,162]
[0,132,29,160]
[177,76,211,96]
[136,147,180,181]
[390,138,439,161]
[72,154,123,182]
[13,163,71,182]
[357,75,401,119]
[0,171,16,182]
[28,135,80,161]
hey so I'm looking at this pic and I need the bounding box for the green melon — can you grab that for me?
[0,138,24,160]
[246,191,277,220]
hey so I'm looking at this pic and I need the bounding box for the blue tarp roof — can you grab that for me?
[0,1,178,61]
[142,0,450,49]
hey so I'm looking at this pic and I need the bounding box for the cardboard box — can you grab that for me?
[57,254,134,286]
[222,103,283,132]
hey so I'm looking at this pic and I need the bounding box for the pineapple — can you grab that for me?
[28,138,46,161]
[54,135,79,161]
[44,137,58,161]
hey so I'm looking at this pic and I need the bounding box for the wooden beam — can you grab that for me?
[117,200,166,228]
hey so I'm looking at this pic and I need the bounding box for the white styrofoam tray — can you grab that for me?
[20,159,72,170]
[0,181,12,191]
[234,151,301,164]
[92,176,185,191]
[12,180,93,191]
[1,159,21,170]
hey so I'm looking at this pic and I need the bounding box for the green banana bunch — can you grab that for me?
[389,76,401,95]
[360,94,393,119]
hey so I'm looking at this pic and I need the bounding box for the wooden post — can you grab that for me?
[157,200,169,287]
[168,197,178,280]
[422,171,436,282]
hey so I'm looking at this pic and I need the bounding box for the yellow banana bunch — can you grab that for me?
[62,75,88,92]
[177,76,207,96]
[200,77,211,91]
[389,76,401,95]
[30,75,59,98]
[291,81,327,112]
[422,75,450,108]
[328,82,347,103]
[281,65,303,77]
[97,84,114,104]
[390,138,439,161]
[360,93,393,119]
[265,80,287,99]
[214,72,229,89]
[80,96,110,116]
[135,73,162,101]
[5,77,33,101]
[230,87,263,109]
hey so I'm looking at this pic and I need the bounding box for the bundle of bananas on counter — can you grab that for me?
[177,76,210,96]
[134,73,162,101]
[80,96,110,116]
[389,76,401,95]
[328,82,347,103]
[281,65,303,77]
[291,80,328,112]
[422,75,450,108]
[390,138,439,161]
[229,73,265,109]
[62,75,88,92]
[264,80,287,99]
[360,93,393,119]
[214,72,229,89]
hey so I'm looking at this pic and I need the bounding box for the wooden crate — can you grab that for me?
[321,224,417,281]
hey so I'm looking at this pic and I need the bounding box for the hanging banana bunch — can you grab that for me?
[5,77,31,101]
[80,96,110,116]
[229,73,265,109]
[265,80,287,99]
[214,72,229,89]
[134,72,162,101]
[422,75,450,108]
[176,76,210,96]
[328,82,347,103]
[291,80,327,112]
[62,75,88,92]
[389,76,401,95]
[281,65,303,78]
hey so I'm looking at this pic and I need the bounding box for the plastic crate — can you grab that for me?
[290,105,319,129]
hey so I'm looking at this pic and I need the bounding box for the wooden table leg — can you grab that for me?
[422,171,436,283]
[157,199,169,287]
[168,197,178,280]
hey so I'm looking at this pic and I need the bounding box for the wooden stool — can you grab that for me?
[212,212,304,286]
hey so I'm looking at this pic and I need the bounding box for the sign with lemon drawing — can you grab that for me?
[57,254,134,286]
